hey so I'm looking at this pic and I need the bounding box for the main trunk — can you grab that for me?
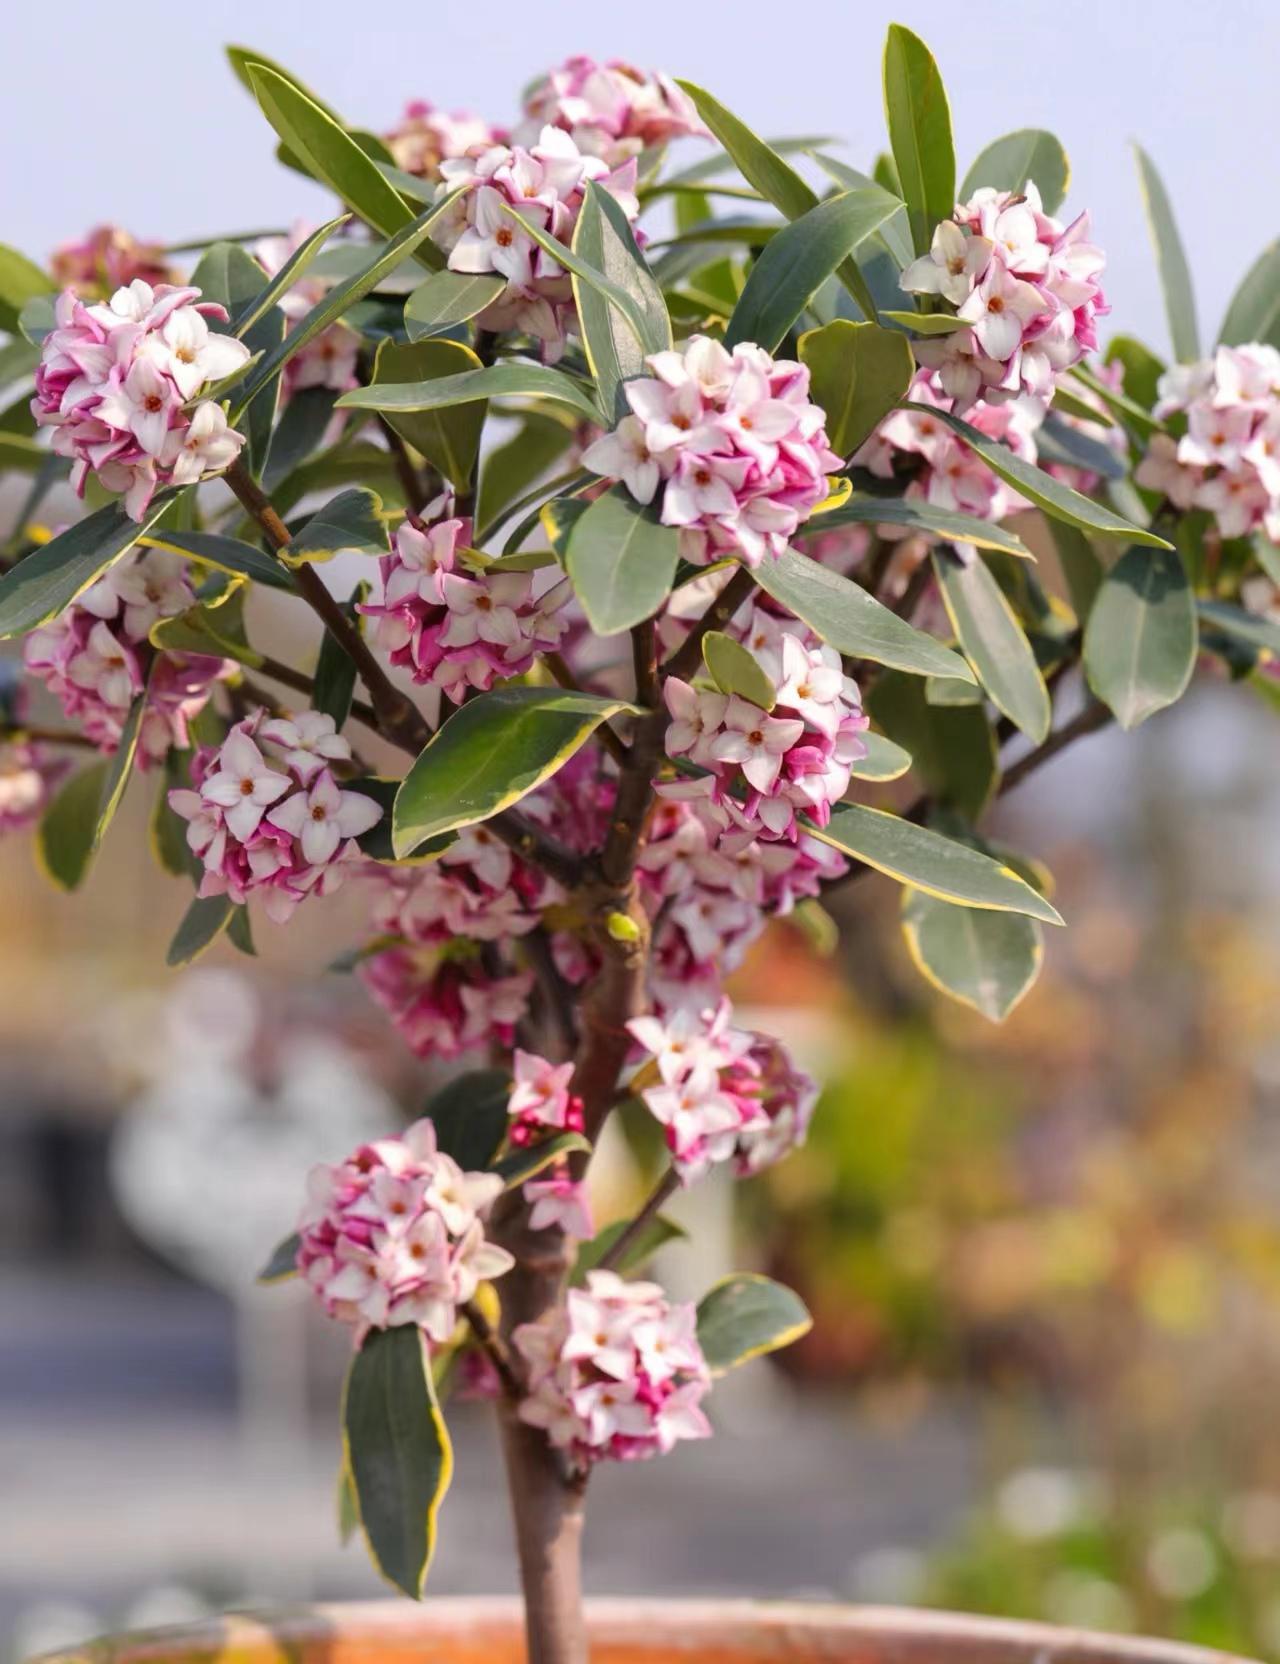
[498,1404,587,1664]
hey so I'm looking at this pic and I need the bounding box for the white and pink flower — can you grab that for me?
[519,55,707,165]
[384,100,506,181]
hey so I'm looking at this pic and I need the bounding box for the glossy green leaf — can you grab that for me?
[232,215,349,338]
[372,338,485,492]
[752,546,975,682]
[572,1216,688,1285]
[702,631,776,709]
[1047,520,1104,625]
[1104,337,1166,415]
[883,24,956,256]
[960,130,1069,215]
[92,693,147,853]
[848,730,913,781]
[811,494,1032,559]
[878,309,970,336]
[404,271,506,339]
[475,414,577,539]
[313,583,366,727]
[1072,362,1162,435]
[1133,145,1198,363]
[343,1325,452,1599]
[797,319,914,457]
[0,243,53,335]
[393,687,639,856]
[1218,240,1280,349]
[18,294,56,345]
[725,189,901,353]
[1197,599,1280,661]
[866,669,996,819]
[696,1273,812,1375]
[0,499,174,638]
[573,180,671,422]
[499,202,651,348]
[810,802,1063,922]
[538,496,591,556]
[147,530,293,592]
[192,240,281,474]
[1084,543,1196,728]
[263,389,340,492]
[166,894,235,967]
[424,1068,513,1172]
[286,488,387,566]
[1035,414,1124,482]
[491,1131,592,1188]
[933,549,1050,742]
[902,889,1043,1022]
[563,485,680,635]
[339,363,603,429]
[257,1231,302,1283]
[907,404,1173,548]
[811,155,913,268]
[36,762,110,892]
[150,595,264,669]
[1051,385,1115,429]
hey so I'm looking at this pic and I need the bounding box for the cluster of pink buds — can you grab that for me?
[50,225,176,299]
[515,1270,711,1465]
[505,1051,592,1238]
[168,710,382,924]
[517,55,707,164]
[660,621,867,843]
[384,100,506,181]
[361,496,569,699]
[254,224,360,399]
[359,948,534,1060]
[583,335,843,567]
[434,127,639,360]
[901,181,1107,407]
[296,1117,514,1343]
[33,280,252,520]
[628,999,815,1183]
[22,549,229,765]
[0,717,67,834]
[1135,344,1280,540]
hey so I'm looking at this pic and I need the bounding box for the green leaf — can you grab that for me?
[933,550,1050,742]
[572,1216,688,1284]
[146,530,293,592]
[286,488,387,566]
[878,309,970,336]
[866,669,995,818]
[1104,337,1167,414]
[498,202,651,349]
[1047,520,1104,625]
[882,24,956,257]
[960,130,1069,216]
[191,241,281,478]
[475,414,577,538]
[902,889,1043,1022]
[393,687,639,856]
[424,1068,512,1172]
[573,180,671,422]
[1051,385,1116,429]
[696,1273,812,1374]
[150,595,264,670]
[1218,240,1280,349]
[810,155,913,268]
[810,494,1032,559]
[228,906,256,957]
[233,214,350,339]
[234,196,461,415]
[264,389,341,492]
[339,363,603,429]
[92,693,147,853]
[797,319,914,457]
[343,1325,452,1599]
[1196,599,1280,661]
[244,63,434,265]
[404,271,506,339]
[313,584,366,727]
[849,730,913,782]
[0,243,53,335]
[702,631,776,709]
[372,338,485,492]
[258,1231,302,1283]
[491,1131,592,1188]
[753,546,975,682]
[36,762,110,892]
[675,81,880,322]
[0,499,173,638]
[810,802,1063,922]
[724,189,902,353]
[906,404,1173,549]
[0,434,45,471]
[166,894,235,967]
[1084,543,1197,729]
[1132,145,1199,363]
[563,485,680,635]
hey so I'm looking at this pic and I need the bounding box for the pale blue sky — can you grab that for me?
[6,0,1276,360]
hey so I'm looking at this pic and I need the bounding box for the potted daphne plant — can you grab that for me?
[1,22,1272,1664]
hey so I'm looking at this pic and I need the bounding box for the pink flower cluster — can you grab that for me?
[583,335,843,567]
[901,182,1107,408]
[50,225,175,299]
[296,1117,514,1342]
[33,280,252,520]
[361,497,568,699]
[169,710,382,924]
[515,1269,711,1465]
[518,55,707,164]
[360,949,535,1061]
[505,1050,593,1240]
[0,730,66,834]
[435,127,639,360]
[22,549,229,765]
[254,224,360,399]
[384,100,505,181]
[628,999,816,1183]
[660,619,867,844]
[1135,344,1280,540]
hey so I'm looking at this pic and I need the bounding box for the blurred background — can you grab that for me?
[5,2,1280,1661]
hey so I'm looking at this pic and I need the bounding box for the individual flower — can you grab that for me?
[296,1117,514,1342]
[583,335,842,567]
[0,733,67,834]
[518,55,708,164]
[168,710,381,924]
[523,1170,594,1237]
[50,225,176,298]
[32,280,252,520]
[514,1270,712,1465]
[384,100,505,181]
[434,127,640,360]
[507,1050,585,1146]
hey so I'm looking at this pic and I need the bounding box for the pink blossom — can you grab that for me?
[523,1171,594,1237]
[507,1050,584,1145]
[255,224,360,404]
[383,100,506,181]
[50,225,176,298]
[0,729,67,834]
[519,55,707,165]
[359,949,534,1060]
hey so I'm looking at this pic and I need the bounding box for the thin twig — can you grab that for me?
[377,417,430,514]
[891,556,931,621]
[523,925,580,1057]
[544,651,629,767]
[663,566,756,683]
[596,1168,681,1273]
[462,1299,524,1399]
[0,723,96,750]
[998,698,1112,795]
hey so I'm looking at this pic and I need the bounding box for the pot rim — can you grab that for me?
[35,1596,1261,1664]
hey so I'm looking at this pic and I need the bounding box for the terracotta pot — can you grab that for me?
[39,1598,1262,1664]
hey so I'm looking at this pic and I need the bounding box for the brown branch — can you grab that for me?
[998,698,1112,796]
[544,651,628,767]
[891,555,932,620]
[663,565,756,683]
[376,417,430,514]
[596,1167,681,1273]
[523,925,580,1058]
[462,1298,524,1399]
[0,723,96,750]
